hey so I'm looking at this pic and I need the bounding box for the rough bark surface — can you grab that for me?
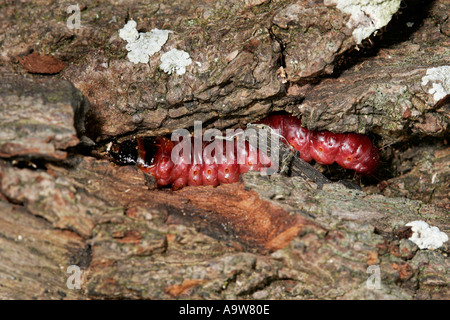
[0,76,89,160]
[0,0,448,300]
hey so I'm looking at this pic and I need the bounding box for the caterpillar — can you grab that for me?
[136,136,272,190]
[115,114,379,189]
[257,114,379,175]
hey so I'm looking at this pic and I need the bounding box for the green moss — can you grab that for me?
[28,246,43,257]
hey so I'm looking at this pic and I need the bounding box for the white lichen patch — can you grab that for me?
[406,221,448,250]
[119,20,172,64]
[119,20,139,43]
[325,0,401,44]
[421,66,450,102]
[159,48,192,75]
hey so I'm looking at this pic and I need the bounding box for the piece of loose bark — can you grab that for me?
[246,124,331,189]
[17,51,66,74]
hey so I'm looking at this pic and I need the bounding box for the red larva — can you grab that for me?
[137,137,271,189]
[137,114,379,189]
[259,114,379,174]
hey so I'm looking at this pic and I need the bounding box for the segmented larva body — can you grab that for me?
[137,114,379,189]
[137,137,272,189]
[257,114,379,175]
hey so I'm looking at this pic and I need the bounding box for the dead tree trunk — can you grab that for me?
[0,0,448,299]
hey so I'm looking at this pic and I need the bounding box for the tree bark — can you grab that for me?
[0,0,448,300]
